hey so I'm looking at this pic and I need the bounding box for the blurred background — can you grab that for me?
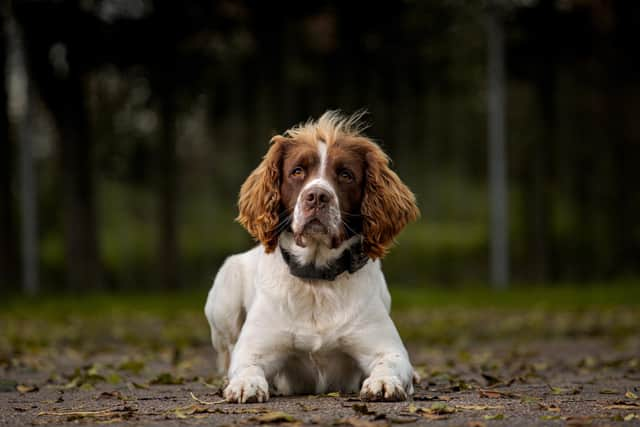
[1,0,639,295]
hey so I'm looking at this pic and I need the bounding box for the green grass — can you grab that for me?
[2,282,638,318]
[1,284,638,352]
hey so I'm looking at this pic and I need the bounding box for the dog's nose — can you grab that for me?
[303,187,332,211]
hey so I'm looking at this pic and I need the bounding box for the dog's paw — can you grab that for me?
[224,376,269,403]
[360,375,408,401]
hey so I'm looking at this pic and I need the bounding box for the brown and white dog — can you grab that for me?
[205,111,419,403]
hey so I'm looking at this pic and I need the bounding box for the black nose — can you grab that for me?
[303,187,332,210]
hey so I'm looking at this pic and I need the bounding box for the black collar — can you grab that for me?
[279,240,369,281]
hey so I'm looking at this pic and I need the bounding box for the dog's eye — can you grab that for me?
[338,169,354,183]
[290,167,305,178]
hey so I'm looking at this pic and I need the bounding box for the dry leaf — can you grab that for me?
[478,388,518,399]
[16,384,38,393]
[457,404,503,411]
[483,413,504,420]
[251,411,297,423]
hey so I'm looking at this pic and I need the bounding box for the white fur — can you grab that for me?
[291,141,340,239]
[204,234,415,403]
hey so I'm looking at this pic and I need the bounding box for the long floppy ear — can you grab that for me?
[361,144,420,259]
[236,136,288,253]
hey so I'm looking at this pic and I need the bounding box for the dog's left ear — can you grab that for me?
[361,143,420,259]
[236,136,289,252]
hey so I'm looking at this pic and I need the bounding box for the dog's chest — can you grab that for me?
[293,330,333,353]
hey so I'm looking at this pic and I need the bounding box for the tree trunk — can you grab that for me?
[0,13,19,291]
[59,74,100,291]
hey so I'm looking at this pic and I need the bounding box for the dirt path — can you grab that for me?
[2,335,639,426]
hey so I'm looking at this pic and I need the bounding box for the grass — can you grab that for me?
[1,283,638,353]
[2,282,638,318]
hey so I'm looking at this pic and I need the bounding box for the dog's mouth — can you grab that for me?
[303,218,328,235]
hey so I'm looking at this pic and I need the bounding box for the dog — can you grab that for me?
[205,111,420,403]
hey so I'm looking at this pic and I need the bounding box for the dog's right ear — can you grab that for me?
[236,136,289,252]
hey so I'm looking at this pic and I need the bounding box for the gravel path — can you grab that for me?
[2,335,639,426]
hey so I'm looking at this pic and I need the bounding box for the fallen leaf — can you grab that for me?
[548,385,580,395]
[540,415,561,420]
[624,414,639,421]
[457,404,503,411]
[128,381,149,390]
[626,391,638,400]
[323,391,341,397]
[599,388,618,394]
[483,413,504,420]
[603,402,640,410]
[38,405,136,420]
[251,411,297,423]
[478,388,519,399]
[564,415,593,426]
[16,384,39,393]
[117,360,145,374]
[426,403,456,415]
[106,373,122,385]
[150,373,183,385]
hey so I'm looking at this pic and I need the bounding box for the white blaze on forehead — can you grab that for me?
[318,140,328,178]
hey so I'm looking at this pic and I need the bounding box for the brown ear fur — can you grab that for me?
[236,136,288,252]
[361,145,420,259]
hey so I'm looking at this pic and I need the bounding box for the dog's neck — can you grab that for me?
[278,232,368,281]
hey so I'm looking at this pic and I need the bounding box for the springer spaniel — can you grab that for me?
[205,111,419,403]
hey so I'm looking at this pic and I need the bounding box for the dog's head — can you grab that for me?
[237,111,419,259]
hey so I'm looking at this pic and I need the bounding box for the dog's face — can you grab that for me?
[280,137,365,249]
[237,112,419,259]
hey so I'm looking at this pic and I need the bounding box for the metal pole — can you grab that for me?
[487,9,509,289]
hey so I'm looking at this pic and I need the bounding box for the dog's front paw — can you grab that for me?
[224,376,269,403]
[360,375,408,401]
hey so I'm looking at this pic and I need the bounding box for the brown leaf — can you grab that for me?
[625,391,638,400]
[251,411,297,423]
[564,416,593,426]
[457,404,503,411]
[16,384,38,393]
[478,388,519,399]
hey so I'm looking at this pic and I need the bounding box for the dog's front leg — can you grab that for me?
[223,318,288,403]
[347,311,415,401]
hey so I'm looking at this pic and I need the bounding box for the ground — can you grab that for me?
[1,286,639,426]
